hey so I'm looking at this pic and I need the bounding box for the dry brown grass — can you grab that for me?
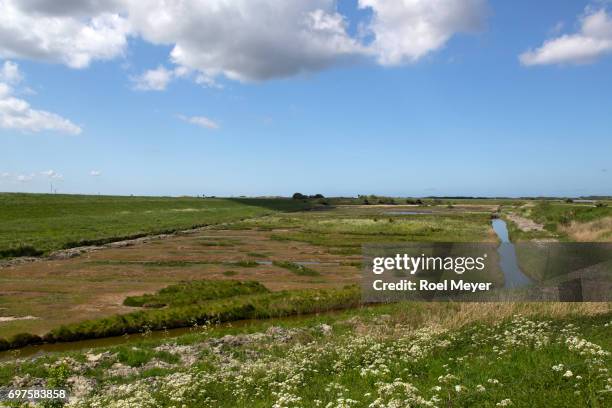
[436,302,610,329]
[370,302,612,334]
[560,216,612,242]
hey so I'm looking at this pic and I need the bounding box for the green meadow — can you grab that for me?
[0,193,312,257]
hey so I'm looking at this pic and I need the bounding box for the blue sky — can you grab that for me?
[0,0,610,197]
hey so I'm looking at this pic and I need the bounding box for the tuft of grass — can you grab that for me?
[123,280,268,308]
[247,252,268,258]
[273,261,321,276]
[116,347,155,367]
[198,241,235,247]
[233,260,259,268]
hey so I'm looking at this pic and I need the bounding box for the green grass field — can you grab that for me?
[0,194,312,258]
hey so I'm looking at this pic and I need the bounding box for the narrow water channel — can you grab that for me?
[0,308,354,362]
[491,218,532,288]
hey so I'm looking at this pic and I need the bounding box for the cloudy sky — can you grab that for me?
[0,0,610,197]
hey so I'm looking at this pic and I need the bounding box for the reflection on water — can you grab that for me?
[492,219,532,288]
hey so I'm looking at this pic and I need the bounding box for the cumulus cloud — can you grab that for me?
[1,0,489,84]
[0,88,82,134]
[126,0,365,82]
[0,61,81,134]
[132,66,173,91]
[90,170,102,176]
[358,0,487,65]
[520,8,612,66]
[16,0,122,17]
[0,0,130,69]
[40,169,63,179]
[0,61,22,84]
[178,114,220,130]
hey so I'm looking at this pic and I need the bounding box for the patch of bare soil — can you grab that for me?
[0,315,39,323]
[506,213,544,232]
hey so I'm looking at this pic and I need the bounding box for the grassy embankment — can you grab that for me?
[0,193,314,258]
[0,280,360,349]
[0,301,609,407]
[504,200,612,242]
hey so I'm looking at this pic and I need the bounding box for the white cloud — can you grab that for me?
[16,173,34,182]
[0,61,22,84]
[16,0,122,17]
[0,0,130,69]
[0,88,82,134]
[126,0,364,82]
[0,171,9,178]
[132,66,173,91]
[0,61,81,134]
[0,0,489,83]
[520,8,612,66]
[90,170,102,176]
[178,115,220,130]
[131,65,219,91]
[40,169,63,179]
[358,0,487,65]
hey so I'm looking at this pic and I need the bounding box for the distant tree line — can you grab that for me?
[292,193,325,199]
[357,195,423,205]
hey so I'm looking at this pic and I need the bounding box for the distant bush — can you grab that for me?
[595,202,608,208]
[292,193,325,200]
